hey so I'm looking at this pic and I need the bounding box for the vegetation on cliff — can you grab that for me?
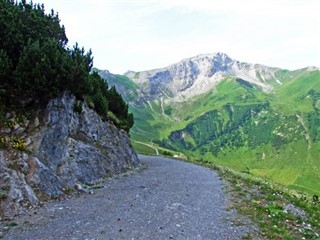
[0,0,133,131]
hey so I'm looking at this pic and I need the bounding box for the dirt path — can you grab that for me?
[4,155,255,240]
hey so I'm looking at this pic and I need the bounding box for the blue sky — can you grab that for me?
[33,0,320,74]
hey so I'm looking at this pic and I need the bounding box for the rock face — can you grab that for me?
[0,93,140,218]
[123,52,284,102]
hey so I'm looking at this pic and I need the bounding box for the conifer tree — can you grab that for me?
[0,0,134,131]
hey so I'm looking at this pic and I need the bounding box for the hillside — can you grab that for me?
[0,0,139,218]
[99,53,320,196]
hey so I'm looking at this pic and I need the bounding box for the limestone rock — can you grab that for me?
[120,52,279,103]
[0,93,140,218]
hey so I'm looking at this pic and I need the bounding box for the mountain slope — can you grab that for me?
[99,53,320,196]
[124,52,302,101]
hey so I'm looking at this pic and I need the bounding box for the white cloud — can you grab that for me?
[33,0,320,73]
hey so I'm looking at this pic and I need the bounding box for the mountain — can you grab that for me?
[123,52,303,101]
[99,53,320,196]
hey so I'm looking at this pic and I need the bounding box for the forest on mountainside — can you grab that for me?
[0,0,133,131]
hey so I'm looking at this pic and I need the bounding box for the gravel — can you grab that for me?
[3,155,256,239]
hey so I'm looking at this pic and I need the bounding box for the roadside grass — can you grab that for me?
[199,141,320,197]
[185,158,320,239]
[132,141,158,155]
[133,140,184,158]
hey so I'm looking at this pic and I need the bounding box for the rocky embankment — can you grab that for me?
[0,93,140,219]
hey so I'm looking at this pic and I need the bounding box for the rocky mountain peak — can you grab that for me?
[189,52,232,64]
[124,53,278,102]
[174,52,233,69]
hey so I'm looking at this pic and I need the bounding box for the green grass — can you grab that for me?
[196,140,320,196]
[251,168,300,186]
[273,70,320,113]
[132,141,158,155]
[114,74,138,90]
[131,76,269,142]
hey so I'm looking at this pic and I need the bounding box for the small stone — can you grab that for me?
[23,119,30,128]
[14,127,25,135]
[1,128,11,134]
[14,123,20,130]
[33,117,40,128]
[24,137,32,146]
[75,183,84,192]
[0,231,3,238]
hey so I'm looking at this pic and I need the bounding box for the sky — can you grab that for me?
[32,0,320,74]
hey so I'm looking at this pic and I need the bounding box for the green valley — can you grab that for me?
[99,54,320,197]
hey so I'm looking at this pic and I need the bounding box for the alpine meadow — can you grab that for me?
[98,53,320,196]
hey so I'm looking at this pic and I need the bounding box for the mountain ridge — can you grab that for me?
[123,52,319,76]
[101,53,317,104]
[125,52,276,100]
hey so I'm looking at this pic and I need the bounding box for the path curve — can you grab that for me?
[4,155,254,240]
[134,141,159,155]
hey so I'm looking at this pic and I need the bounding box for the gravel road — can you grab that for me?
[3,155,256,240]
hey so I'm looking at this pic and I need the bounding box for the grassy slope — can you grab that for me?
[131,141,158,155]
[203,71,319,196]
[271,70,320,195]
[198,71,319,196]
[131,70,320,196]
[105,69,320,197]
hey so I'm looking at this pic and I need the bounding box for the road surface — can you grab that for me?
[4,155,256,240]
